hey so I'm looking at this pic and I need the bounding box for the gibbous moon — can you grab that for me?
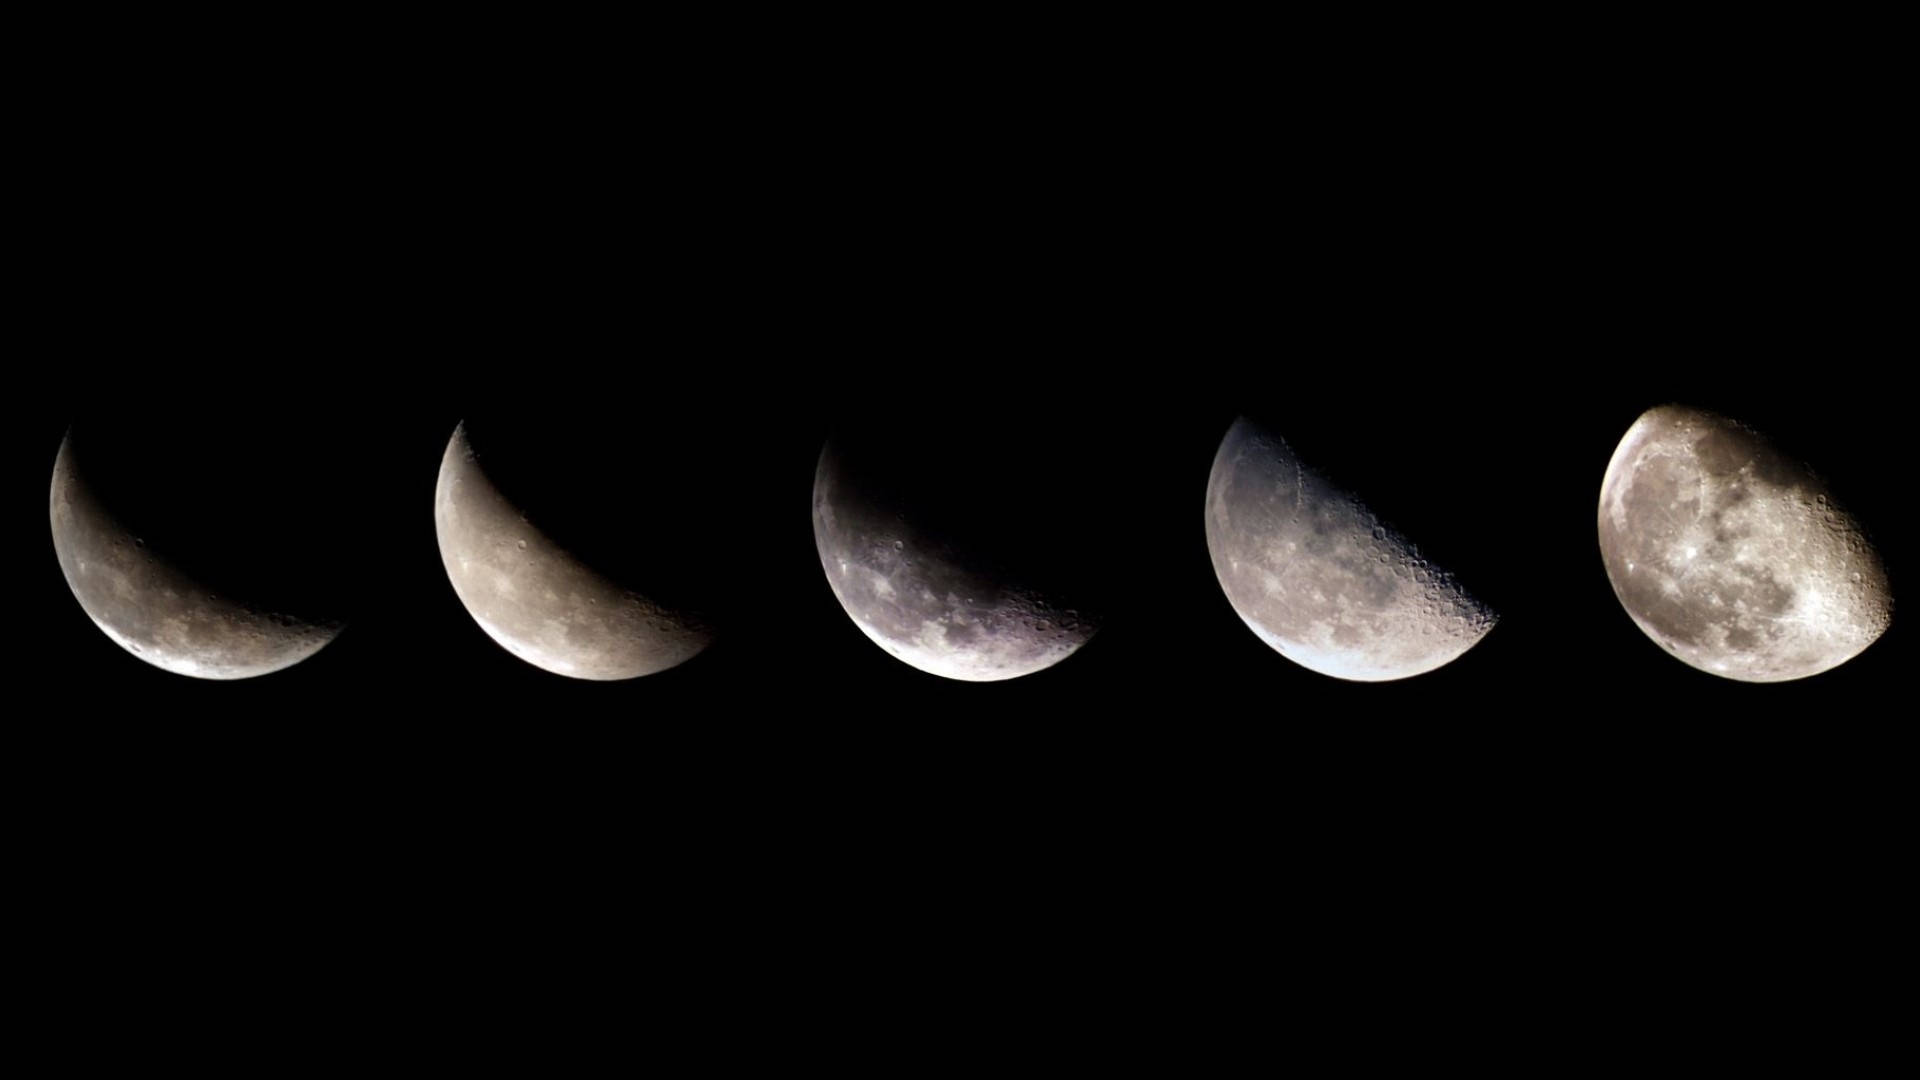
[1597,405,1891,682]
[1204,417,1497,681]
[49,432,343,679]
[434,421,714,680]
[811,432,1103,682]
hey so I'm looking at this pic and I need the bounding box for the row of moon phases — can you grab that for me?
[48,407,1893,685]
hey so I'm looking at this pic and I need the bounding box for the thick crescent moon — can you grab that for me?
[48,433,342,679]
[1204,417,1497,681]
[434,422,714,680]
[1597,404,1892,681]
[811,440,1099,682]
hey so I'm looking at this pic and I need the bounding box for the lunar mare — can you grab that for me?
[1204,418,1496,681]
[434,422,713,680]
[48,434,342,679]
[811,442,1098,682]
[1597,405,1890,682]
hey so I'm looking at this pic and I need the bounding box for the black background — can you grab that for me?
[8,23,1908,1026]
[16,339,1905,905]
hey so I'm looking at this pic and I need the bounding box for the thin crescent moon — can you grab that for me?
[433,422,714,680]
[48,433,342,679]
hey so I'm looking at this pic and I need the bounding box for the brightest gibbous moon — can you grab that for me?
[1204,417,1497,681]
[811,433,1103,682]
[49,432,343,679]
[434,422,714,680]
[1597,405,1891,682]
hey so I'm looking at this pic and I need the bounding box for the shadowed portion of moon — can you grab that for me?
[48,429,344,679]
[1204,417,1496,681]
[434,421,714,680]
[811,421,1112,682]
[1598,404,1891,682]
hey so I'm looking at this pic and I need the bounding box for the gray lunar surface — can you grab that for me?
[1204,417,1496,681]
[1597,404,1891,682]
[434,422,713,680]
[811,442,1098,682]
[48,433,341,679]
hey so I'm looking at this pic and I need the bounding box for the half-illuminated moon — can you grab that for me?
[48,433,342,679]
[1204,417,1497,681]
[1597,404,1891,681]
[434,421,714,680]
